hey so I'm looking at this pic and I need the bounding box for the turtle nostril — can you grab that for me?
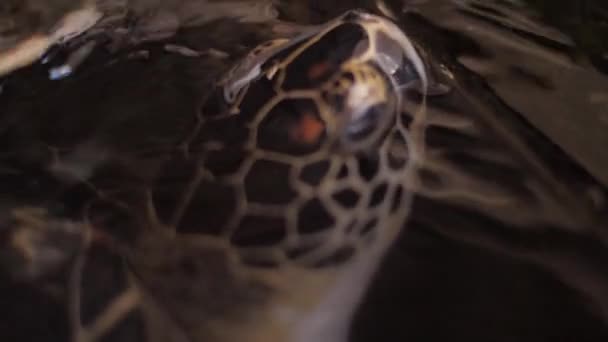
[323,61,398,152]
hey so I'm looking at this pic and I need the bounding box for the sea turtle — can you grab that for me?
[0,8,429,342]
[3,3,608,341]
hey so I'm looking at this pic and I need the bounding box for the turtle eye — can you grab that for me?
[322,62,398,153]
[344,103,387,140]
[340,101,395,153]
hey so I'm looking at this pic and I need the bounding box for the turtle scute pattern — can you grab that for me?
[138,9,427,273]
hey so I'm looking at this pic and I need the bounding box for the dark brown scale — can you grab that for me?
[230,76,277,120]
[368,182,388,208]
[256,98,326,156]
[230,215,287,247]
[244,159,297,205]
[337,163,350,179]
[174,180,237,234]
[203,147,248,178]
[357,155,380,182]
[282,23,367,91]
[298,198,336,234]
[333,188,361,209]
[193,115,251,150]
[300,159,331,186]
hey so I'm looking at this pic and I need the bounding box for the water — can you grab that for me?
[0,1,607,341]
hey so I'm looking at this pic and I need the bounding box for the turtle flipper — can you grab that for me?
[0,1,103,77]
[0,207,87,282]
[0,206,147,342]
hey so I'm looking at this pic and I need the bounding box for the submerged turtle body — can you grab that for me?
[0,9,427,342]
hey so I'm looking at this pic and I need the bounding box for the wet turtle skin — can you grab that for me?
[0,9,428,342]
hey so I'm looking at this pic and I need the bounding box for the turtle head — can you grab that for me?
[197,10,426,268]
[218,9,426,154]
